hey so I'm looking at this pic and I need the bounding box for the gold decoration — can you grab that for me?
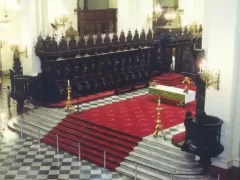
[10,44,28,58]
[65,80,72,111]
[150,80,157,87]
[200,69,220,90]
[52,13,69,30]
[66,21,78,38]
[182,77,191,94]
[153,96,166,139]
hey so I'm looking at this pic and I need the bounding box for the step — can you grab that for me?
[142,137,195,158]
[117,166,156,180]
[13,122,46,139]
[125,155,202,176]
[65,116,141,144]
[38,107,68,116]
[41,136,117,171]
[26,111,62,124]
[44,133,124,165]
[134,146,200,168]
[119,161,171,180]
[21,114,56,127]
[172,174,212,180]
[47,128,129,160]
[32,109,65,119]
[128,151,202,174]
[20,116,54,131]
[59,121,135,150]
[138,141,195,162]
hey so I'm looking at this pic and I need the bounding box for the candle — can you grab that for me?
[68,80,70,86]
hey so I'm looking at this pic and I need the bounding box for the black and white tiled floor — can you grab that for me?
[0,137,124,180]
[0,76,128,180]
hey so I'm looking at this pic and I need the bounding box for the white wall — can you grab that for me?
[202,0,240,169]
[118,0,153,34]
[88,0,109,9]
[109,0,118,8]
[0,11,20,72]
[159,0,175,7]
[179,0,204,26]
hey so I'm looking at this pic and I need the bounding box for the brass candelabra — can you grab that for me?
[182,77,191,94]
[153,96,166,139]
[65,80,72,112]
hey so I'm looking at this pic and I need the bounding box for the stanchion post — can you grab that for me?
[78,142,81,161]
[104,151,106,169]
[134,163,138,180]
[38,127,40,144]
[20,119,23,138]
[56,134,59,152]
[171,174,173,180]
[218,174,220,180]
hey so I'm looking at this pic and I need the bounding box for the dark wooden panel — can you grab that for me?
[76,9,117,36]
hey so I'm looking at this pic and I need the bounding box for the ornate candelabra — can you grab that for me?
[182,77,191,94]
[200,69,220,90]
[65,80,72,112]
[10,44,28,58]
[153,96,166,139]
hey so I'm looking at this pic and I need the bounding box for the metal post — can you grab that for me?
[38,128,40,144]
[20,120,23,138]
[104,151,106,169]
[218,174,220,180]
[171,174,173,180]
[56,134,59,152]
[78,142,81,161]
[134,163,138,180]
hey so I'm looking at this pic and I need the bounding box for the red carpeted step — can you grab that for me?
[151,73,185,86]
[65,116,141,143]
[45,131,125,164]
[54,123,132,155]
[172,131,186,147]
[58,121,135,150]
[41,136,116,170]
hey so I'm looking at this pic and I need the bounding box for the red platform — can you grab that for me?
[42,84,196,171]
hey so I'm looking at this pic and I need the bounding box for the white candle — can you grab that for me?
[68,80,70,86]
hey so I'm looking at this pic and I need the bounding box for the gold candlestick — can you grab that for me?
[182,77,191,94]
[153,96,166,139]
[65,81,72,112]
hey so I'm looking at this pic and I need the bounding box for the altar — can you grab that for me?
[148,85,195,104]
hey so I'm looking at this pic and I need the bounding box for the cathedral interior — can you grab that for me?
[0,0,240,179]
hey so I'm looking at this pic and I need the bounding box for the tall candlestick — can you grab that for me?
[158,97,160,106]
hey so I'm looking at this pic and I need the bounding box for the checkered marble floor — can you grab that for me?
[1,75,187,180]
[0,137,128,180]
[74,88,148,111]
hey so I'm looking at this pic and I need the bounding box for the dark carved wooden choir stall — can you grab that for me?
[35,29,154,102]
[75,8,117,36]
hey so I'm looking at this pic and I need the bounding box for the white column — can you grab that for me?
[202,0,240,168]
[19,0,41,75]
[118,0,153,34]
[179,0,204,26]
[109,0,118,8]
[118,0,130,34]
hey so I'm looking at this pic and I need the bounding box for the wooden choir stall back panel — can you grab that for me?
[77,9,117,36]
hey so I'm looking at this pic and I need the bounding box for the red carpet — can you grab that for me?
[152,73,184,86]
[41,74,196,171]
[172,131,186,147]
[46,90,115,108]
[69,93,195,138]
